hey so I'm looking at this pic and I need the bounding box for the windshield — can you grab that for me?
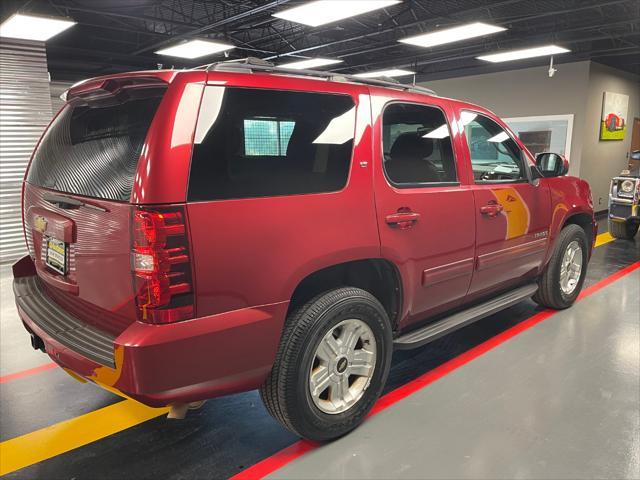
[26,87,165,201]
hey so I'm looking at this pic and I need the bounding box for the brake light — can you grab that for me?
[132,207,194,324]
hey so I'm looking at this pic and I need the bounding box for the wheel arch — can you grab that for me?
[286,258,403,333]
[562,211,595,254]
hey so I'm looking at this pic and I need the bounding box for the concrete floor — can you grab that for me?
[269,270,640,480]
[1,219,639,479]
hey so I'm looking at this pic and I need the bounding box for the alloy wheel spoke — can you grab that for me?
[341,322,361,352]
[310,365,331,397]
[350,349,374,377]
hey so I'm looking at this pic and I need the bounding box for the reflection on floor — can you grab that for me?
[1,223,638,479]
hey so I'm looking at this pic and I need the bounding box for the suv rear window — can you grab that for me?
[188,87,355,201]
[26,88,165,201]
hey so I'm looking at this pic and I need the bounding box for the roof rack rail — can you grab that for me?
[197,57,436,96]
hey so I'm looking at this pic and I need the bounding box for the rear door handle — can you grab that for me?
[480,202,504,217]
[385,210,420,229]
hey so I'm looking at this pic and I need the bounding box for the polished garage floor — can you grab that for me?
[1,220,638,479]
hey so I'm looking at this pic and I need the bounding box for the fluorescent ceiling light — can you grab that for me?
[477,45,570,63]
[487,131,510,143]
[273,0,401,27]
[423,124,450,139]
[353,68,414,78]
[0,13,75,41]
[460,111,477,126]
[155,39,234,59]
[279,58,343,69]
[400,22,505,48]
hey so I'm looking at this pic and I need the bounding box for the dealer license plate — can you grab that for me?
[45,237,67,275]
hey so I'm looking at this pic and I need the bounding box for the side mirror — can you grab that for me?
[536,152,569,177]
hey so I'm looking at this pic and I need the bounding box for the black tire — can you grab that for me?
[533,224,588,310]
[609,219,639,240]
[260,287,392,442]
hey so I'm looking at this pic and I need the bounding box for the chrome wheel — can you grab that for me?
[309,319,377,415]
[560,240,583,295]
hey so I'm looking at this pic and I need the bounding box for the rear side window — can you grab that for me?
[27,88,165,201]
[382,103,457,186]
[188,87,355,201]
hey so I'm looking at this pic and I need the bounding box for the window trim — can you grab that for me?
[460,109,530,185]
[381,100,461,190]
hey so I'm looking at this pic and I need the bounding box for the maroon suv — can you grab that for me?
[13,61,595,441]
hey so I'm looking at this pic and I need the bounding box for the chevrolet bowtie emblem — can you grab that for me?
[34,215,47,233]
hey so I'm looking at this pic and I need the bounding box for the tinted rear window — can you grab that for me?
[188,87,355,201]
[27,88,165,201]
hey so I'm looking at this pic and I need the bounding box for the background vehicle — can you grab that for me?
[13,61,595,441]
[608,150,640,239]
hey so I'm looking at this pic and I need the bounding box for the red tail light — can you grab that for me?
[132,206,194,324]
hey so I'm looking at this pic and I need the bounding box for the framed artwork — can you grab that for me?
[600,91,628,141]
[503,114,574,159]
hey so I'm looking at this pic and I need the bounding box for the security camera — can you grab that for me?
[548,56,557,78]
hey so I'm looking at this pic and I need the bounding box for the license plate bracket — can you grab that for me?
[45,236,67,275]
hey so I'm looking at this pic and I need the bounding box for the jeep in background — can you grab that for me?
[13,60,595,441]
[609,150,640,239]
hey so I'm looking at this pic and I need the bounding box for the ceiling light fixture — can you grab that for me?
[423,124,450,139]
[155,39,234,59]
[477,45,570,63]
[400,22,506,49]
[279,58,343,69]
[273,1,401,27]
[0,13,76,42]
[353,68,414,78]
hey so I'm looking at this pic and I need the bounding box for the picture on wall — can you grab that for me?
[600,91,629,141]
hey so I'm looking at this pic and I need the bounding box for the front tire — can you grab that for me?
[609,219,639,240]
[260,287,392,442]
[534,224,589,310]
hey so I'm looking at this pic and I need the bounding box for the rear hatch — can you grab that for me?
[22,78,167,336]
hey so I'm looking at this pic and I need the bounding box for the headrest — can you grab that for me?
[389,132,434,162]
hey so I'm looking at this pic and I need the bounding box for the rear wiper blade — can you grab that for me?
[43,193,108,212]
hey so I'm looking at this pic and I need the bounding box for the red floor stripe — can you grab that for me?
[231,260,640,480]
[0,362,57,384]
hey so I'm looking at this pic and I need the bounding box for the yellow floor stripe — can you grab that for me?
[0,400,167,475]
[595,231,615,247]
[0,226,619,475]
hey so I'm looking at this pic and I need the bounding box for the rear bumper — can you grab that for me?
[13,257,288,407]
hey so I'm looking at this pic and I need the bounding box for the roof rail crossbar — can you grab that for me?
[199,57,436,96]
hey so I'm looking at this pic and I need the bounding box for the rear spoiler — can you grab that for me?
[62,75,169,103]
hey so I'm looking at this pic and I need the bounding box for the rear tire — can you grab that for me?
[533,224,588,310]
[609,219,639,240]
[260,287,392,442]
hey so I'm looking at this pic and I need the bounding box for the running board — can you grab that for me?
[394,283,539,350]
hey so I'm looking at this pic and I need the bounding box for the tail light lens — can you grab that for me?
[132,206,194,324]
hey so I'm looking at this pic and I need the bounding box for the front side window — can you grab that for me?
[189,87,355,201]
[382,103,457,186]
[461,111,525,183]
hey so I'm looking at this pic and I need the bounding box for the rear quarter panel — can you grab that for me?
[186,74,379,317]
